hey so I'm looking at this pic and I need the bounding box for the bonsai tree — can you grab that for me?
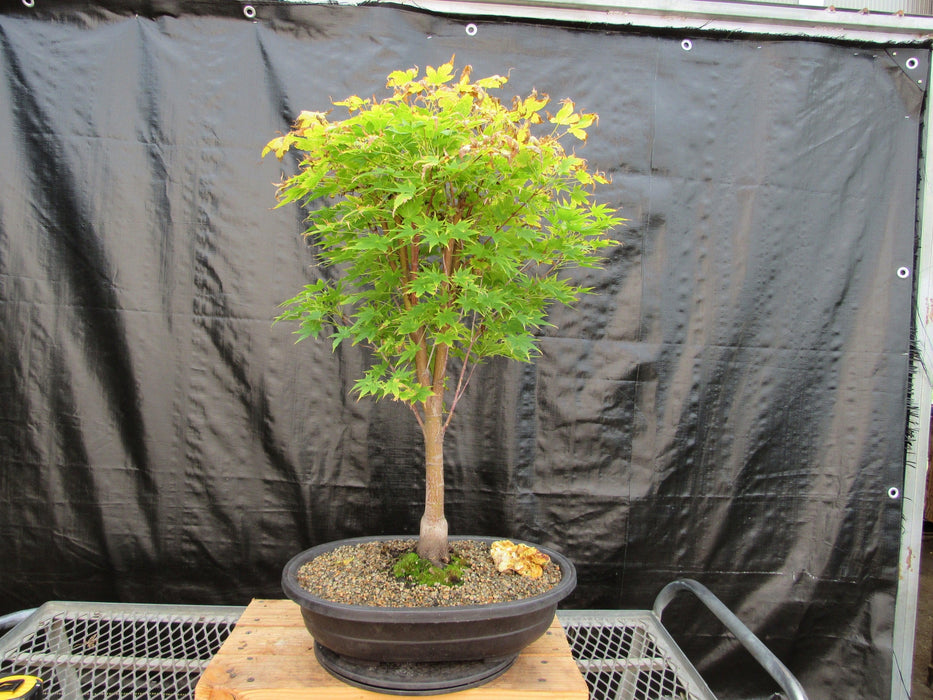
[264,58,621,566]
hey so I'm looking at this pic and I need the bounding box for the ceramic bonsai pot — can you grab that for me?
[281,535,576,694]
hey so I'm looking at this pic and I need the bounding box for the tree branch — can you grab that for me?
[444,316,480,431]
[407,400,425,431]
[432,343,449,398]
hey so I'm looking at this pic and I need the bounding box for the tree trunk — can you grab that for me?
[417,392,449,565]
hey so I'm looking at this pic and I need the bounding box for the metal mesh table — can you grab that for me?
[0,602,242,700]
[562,610,715,700]
[1,606,706,700]
[0,581,807,700]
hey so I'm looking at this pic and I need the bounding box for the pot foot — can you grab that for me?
[314,642,517,695]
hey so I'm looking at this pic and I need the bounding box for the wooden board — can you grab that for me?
[195,599,589,700]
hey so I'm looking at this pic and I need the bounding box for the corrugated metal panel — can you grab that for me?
[851,0,933,15]
[294,0,933,43]
[730,0,933,17]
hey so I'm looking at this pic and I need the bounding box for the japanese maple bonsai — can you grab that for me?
[264,58,620,567]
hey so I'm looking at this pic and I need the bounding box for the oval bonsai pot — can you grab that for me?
[281,535,576,664]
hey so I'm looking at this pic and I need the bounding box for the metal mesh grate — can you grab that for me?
[559,611,716,700]
[1,605,718,700]
[0,602,242,700]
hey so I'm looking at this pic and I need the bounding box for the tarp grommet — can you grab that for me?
[897,266,910,278]
[888,487,900,499]
[242,4,256,19]
[465,23,478,36]
[22,0,35,7]
[681,39,693,51]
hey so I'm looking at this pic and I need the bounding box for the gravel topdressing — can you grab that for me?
[296,539,562,608]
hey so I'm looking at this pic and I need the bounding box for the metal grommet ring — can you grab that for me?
[906,57,920,70]
[888,487,900,499]
[243,4,256,19]
[22,0,35,7]
[681,39,693,51]
[465,23,478,36]
[897,266,911,279]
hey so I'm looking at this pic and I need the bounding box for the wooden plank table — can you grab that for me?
[195,599,589,699]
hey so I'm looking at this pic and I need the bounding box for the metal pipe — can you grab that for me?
[1,651,209,672]
[653,579,809,700]
[0,608,36,633]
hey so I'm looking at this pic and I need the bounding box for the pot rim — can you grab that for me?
[282,534,577,623]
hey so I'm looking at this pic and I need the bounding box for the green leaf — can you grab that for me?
[331,326,353,350]
[353,235,393,253]
[409,268,447,296]
[393,193,417,216]
[268,58,621,419]
[433,307,461,329]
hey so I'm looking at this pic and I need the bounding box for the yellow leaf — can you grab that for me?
[262,135,292,159]
[425,58,455,85]
[333,95,366,112]
[577,112,597,129]
[458,63,473,85]
[568,126,588,142]
[475,74,508,89]
[295,111,328,129]
[522,91,549,115]
[550,99,575,125]
[387,67,418,88]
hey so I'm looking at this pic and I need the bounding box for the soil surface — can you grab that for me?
[296,539,562,608]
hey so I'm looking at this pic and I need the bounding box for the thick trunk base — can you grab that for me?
[417,515,449,566]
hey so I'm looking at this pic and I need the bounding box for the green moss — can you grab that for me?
[392,551,469,587]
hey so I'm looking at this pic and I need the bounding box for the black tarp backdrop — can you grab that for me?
[0,1,924,696]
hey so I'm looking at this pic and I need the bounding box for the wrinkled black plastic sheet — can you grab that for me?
[0,2,924,697]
